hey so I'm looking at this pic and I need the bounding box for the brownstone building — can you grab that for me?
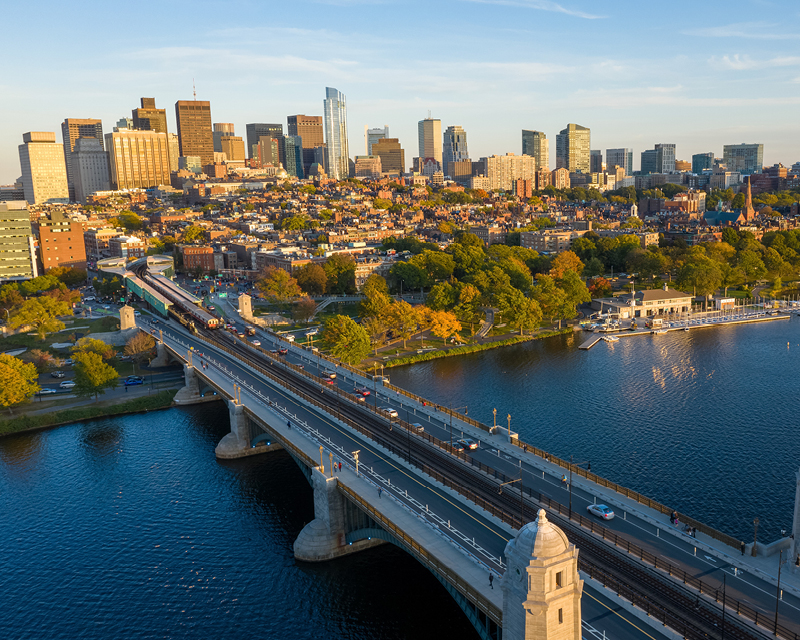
[181,245,215,272]
[175,100,214,165]
[37,211,87,270]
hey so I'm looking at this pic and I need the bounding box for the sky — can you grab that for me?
[2,0,799,183]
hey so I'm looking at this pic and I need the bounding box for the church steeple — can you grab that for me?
[744,176,755,221]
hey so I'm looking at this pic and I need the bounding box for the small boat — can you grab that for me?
[602,335,619,343]
[651,329,668,335]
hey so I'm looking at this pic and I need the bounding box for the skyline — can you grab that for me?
[2,0,799,183]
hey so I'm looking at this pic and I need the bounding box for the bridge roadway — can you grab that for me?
[151,318,678,640]
[219,315,800,640]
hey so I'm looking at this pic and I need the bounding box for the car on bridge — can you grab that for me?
[354,387,370,396]
[587,504,615,520]
[411,423,425,433]
[323,371,336,380]
[278,348,288,356]
[451,441,466,452]
[250,339,261,346]
[382,407,399,418]
[459,438,478,450]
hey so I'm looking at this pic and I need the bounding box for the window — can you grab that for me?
[558,608,563,624]
[555,571,563,588]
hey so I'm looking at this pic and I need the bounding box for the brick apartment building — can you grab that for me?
[108,236,145,260]
[180,245,215,272]
[37,210,87,271]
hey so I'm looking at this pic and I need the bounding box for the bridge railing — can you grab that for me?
[338,483,503,627]
[381,377,744,550]
[178,331,795,640]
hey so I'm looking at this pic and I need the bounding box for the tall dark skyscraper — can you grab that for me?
[442,125,469,173]
[61,118,103,201]
[692,152,714,174]
[175,100,214,165]
[132,98,168,134]
[246,123,283,159]
[288,115,323,174]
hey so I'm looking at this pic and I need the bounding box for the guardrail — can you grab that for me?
[338,483,503,627]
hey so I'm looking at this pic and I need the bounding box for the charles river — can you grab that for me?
[2,317,798,638]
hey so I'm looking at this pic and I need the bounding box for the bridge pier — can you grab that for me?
[216,400,282,459]
[294,467,384,562]
[150,341,172,368]
[173,364,220,406]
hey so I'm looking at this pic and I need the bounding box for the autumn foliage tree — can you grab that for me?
[0,354,39,409]
[8,296,72,340]
[257,267,303,303]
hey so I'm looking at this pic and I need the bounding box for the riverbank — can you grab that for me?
[0,389,180,437]
[380,328,573,368]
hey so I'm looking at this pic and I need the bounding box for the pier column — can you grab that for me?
[501,510,583,640]
[294,468,383,562]
[215,400,281,459]
[173,364,202,404]
[150,341,172,367]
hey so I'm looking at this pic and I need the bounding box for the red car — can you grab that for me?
[354,387,370,397]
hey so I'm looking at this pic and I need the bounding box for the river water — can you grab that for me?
[1,318,797,638]
[390,317,800,543]
[0,405,475,639]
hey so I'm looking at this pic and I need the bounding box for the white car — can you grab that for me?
[587,504,615,520]
[60,380,76,389]
[38,388,57,395]
[324,371,337,380]
[383,407,399,418]
[251,339,261,346]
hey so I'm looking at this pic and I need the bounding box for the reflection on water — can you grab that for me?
[389,318,800,542]
[0,404,477,640]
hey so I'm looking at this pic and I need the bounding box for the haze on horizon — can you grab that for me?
[1,0,799,183]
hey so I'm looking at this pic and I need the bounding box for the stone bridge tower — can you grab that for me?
[501,509,583,640]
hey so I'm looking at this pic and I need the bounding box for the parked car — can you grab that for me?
[459,438,478,450]
[59,380,76,389]
[124,377,144,386]
[63,359,74,366]
[383,407,399,418]
[587,504,615,520]
[51,371,65,378]
[84,296,95,302]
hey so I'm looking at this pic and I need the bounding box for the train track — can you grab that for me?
[192,327,771,640]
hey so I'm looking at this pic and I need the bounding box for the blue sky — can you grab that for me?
[2,0,799,183]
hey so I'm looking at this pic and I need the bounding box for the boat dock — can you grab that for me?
[578,311,791,350]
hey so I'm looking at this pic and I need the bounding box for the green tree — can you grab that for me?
[721,228,739,247]
[182,225,206,244]
[455,232,484,249]
[48,266,88,287]
[257,267,303,303]
[116,211,144,231]
[557,270,591,320]
[323,254,357,294]
[731,193,746,209]
[0,284,24,315]
[677,257,722,300]
[321,315,371,365]
[426,281,458,311]
[293,297,318,323]
[531,275,571,328]
[385,300,421,348]
[737,250,767,282]
[295,263,328,295]
[8,296,72,340]
[359,274,392,319]
[390,261,428,290]
[73,351,119,401]
[0,354,39,409]
[18,275,61,297]
[72,337,116,360]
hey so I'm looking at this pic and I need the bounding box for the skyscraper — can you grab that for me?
[18,132,69,205]
[692,152,714,174]
[655,144,676,173]
[105,129,171,190]
[606,148,633,176]
[175,100,214,165]
[282,135,305,178]
[418,117,442,168]
[482,153,538,192]
[213,123,236,153]
[723,144,764,174]
[442,126,469,172]
[220,136,246,163]
[246,123,283,159]
[640,149,657,174]
[0,202,37,282]
[288,115,324,174]
[555,124,590,174]
[71,138,110,204]
[371,138,405,174]
[323,87,349,180]
[521,130,549,170]
[365,126,389,155]
[132,98,168,134]
[61,118,104,201]
[590,150,604,174]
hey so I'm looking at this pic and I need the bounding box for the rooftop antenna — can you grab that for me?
[428,109,431,119]
[193,79,196,100]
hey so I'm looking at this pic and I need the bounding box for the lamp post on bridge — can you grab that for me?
[775,549,788,637]
[569,455,590,519]
[507,413,512,444]
[753,517,759,557]
[319,446,324,474]
[353,450,360,476]
[449,404,468,448]
[493,408,497,434]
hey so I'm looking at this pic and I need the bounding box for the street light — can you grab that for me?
[507,413,512,443]
[499,461,525,529]
[353,450,360,476]
[569,455,590,519]
[493,408,497,433]
[775,549,788,636]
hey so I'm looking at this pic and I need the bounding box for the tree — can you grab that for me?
[677,258,722,300]
[737,250,767,282]
[48,266,88,287]
[361,316,387,355]
[0,354,39,409]
[531,275,571,328]
[455,232,484,249]
[295,263,328,295]
[426,309,462,342]
[182,225,206,244]
[293,297,317,323]
[719,264,744,295]
[8,296,72,340]
[323,254,356,294]
[359,274,392,319]
[18,275,61,297]
[257,267,303,303]
[549,251,584,279]
[116,211,144,231]
[385,300,421,348]
[588,277,613,299]
[124,331,156,374]
[72,336,116,360]
[321,315,371,365]
[512,298,543,336]
[0,284,23,315]
[73,351,119,401]
[29,348,61,373]
[426,282,457,311]
[557,270,591,319]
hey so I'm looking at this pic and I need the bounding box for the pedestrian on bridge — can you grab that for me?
[378,488,382,499]
[489,574,494,589]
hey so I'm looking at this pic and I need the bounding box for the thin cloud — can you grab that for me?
[682,22,799,40]
[463,0,605,20]
[710,54,800,70]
